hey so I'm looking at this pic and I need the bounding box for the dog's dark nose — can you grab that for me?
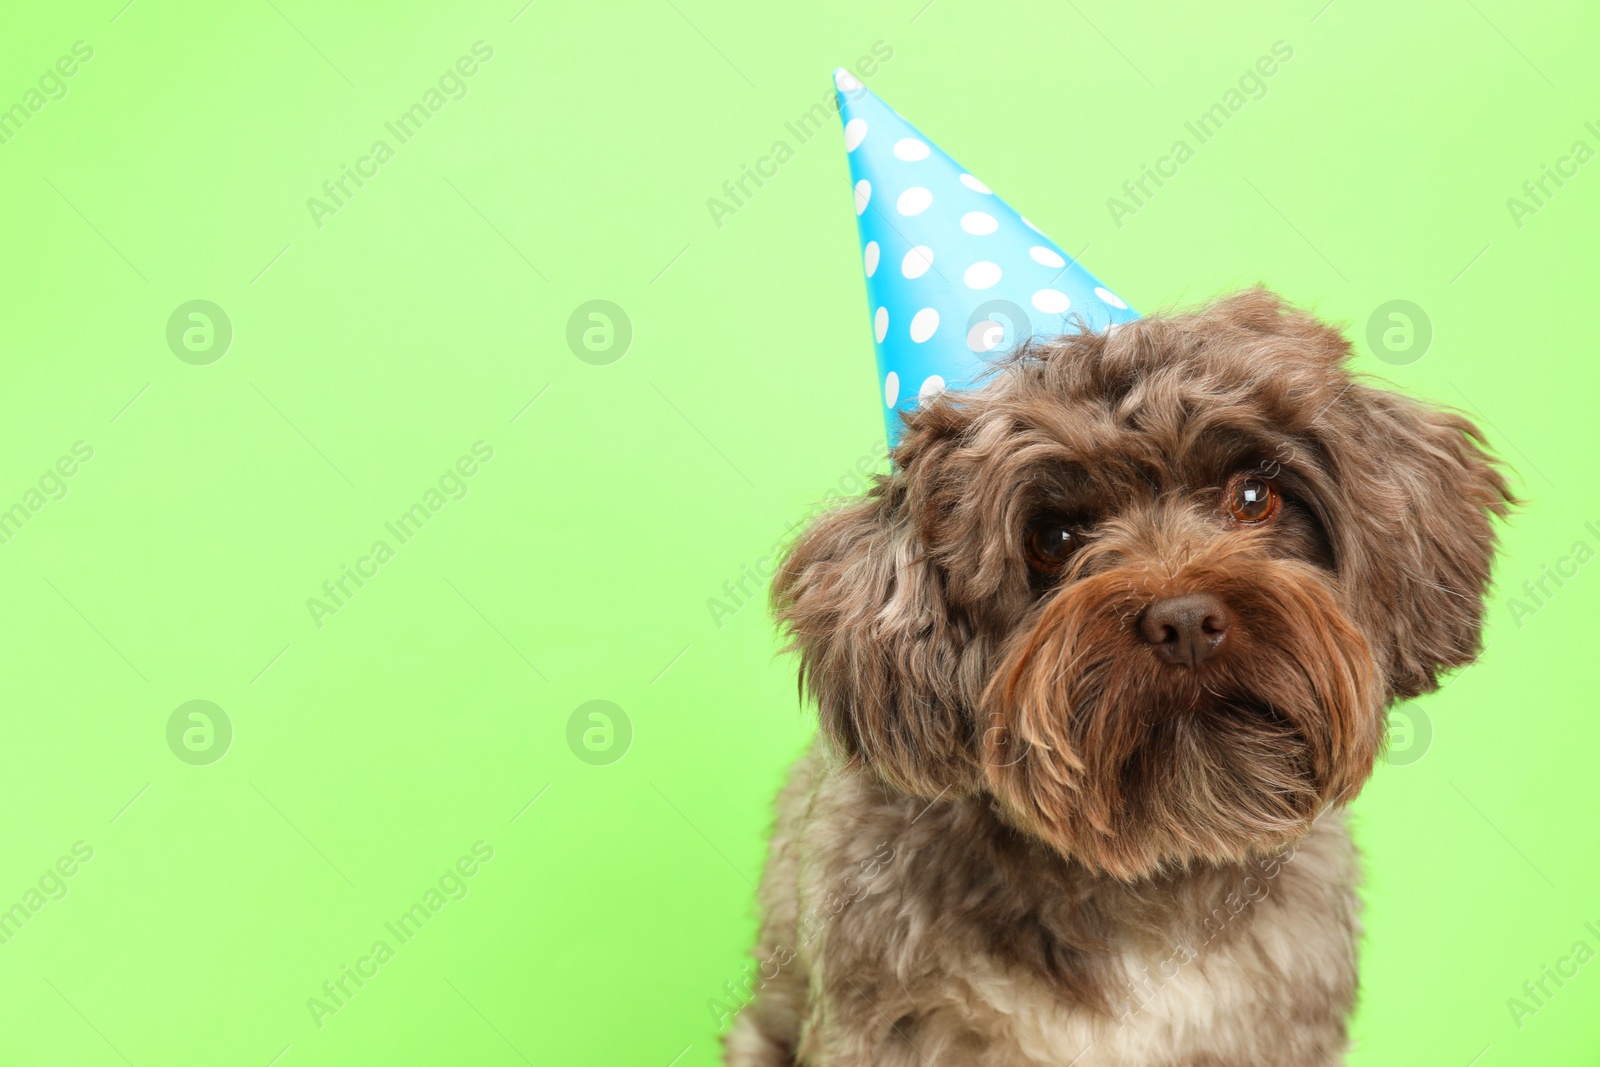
[1139,593,1232,667]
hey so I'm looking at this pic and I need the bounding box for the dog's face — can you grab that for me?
[776,289,1512,879]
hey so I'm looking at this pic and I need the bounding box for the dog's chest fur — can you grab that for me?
[764,745,1361,1066]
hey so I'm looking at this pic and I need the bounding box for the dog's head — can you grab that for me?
[775,289,1513,879]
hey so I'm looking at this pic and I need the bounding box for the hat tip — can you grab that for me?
[832,67,866,94]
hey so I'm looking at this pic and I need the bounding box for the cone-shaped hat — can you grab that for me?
[834,69,1140,444]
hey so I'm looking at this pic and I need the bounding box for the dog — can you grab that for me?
[724,289,1513,1066]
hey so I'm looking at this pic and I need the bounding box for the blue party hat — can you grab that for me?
[833,69,1140,445]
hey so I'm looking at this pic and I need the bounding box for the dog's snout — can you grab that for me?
[1138,593,1232,667]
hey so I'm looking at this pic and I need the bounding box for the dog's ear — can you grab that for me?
[772,473,978,798]
[1327,388,1515,699]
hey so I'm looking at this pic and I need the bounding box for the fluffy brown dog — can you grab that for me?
[726,290,1512,1066]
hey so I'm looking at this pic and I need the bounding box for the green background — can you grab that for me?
[0,0,1595,1063]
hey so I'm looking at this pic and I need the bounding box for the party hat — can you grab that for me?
[833,69,1140,444]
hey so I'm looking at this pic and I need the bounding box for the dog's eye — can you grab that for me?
[1025,521,1079,576]
[1225,474,1281,525]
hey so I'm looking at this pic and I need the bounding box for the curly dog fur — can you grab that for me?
[726,289,1512,1066]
